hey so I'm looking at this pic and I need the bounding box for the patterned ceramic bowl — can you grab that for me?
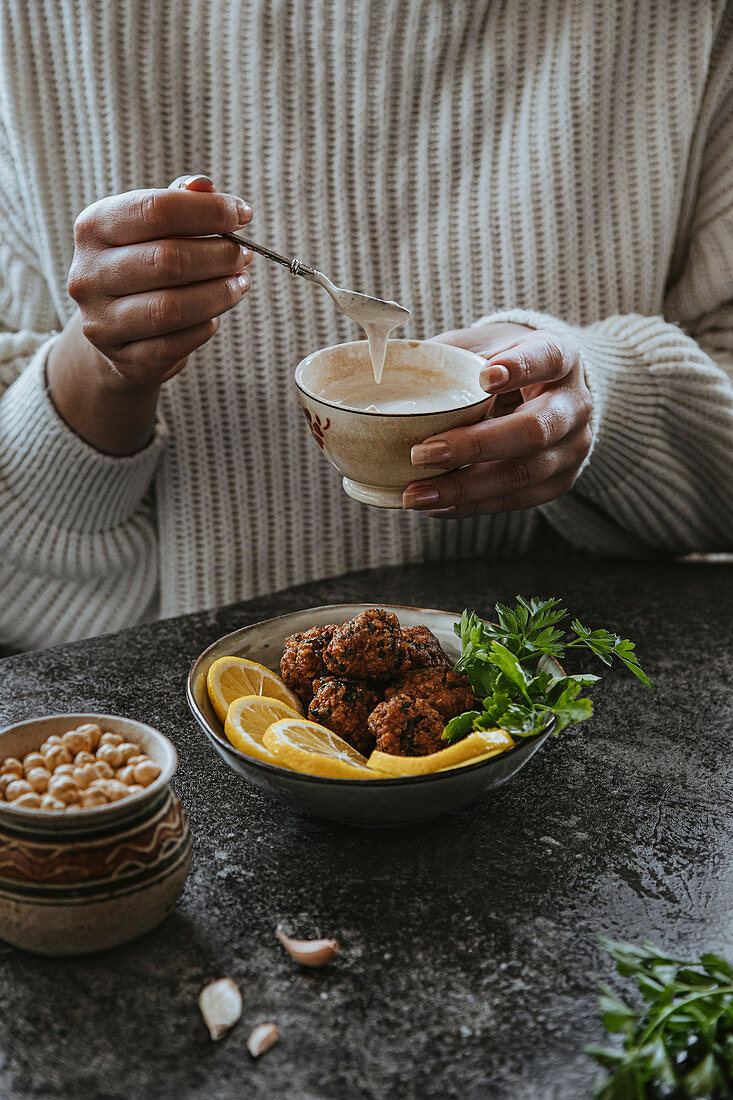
[295,339,490,508]
[0,714,191,956]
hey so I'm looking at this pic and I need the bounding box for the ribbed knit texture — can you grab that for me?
[0,1,732,649]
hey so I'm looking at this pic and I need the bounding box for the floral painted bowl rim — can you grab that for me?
[0,713,177,828]
[294,339,490,417]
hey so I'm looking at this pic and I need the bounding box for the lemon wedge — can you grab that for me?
[207,656,302,723]
[263,718,380,780]
[224,695,303,765]
[366,729,514,776]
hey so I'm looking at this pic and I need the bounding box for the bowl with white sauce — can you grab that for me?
[295,339,490,508]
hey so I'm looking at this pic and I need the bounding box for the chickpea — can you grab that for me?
[92,760,114,780]
[99,732,124,747]
[47,774,79,805]
[126,755,147,768]
[74,751,96,766]
[39,736,62,753]
[26,767,51,794]
[74,763,98,787]
[13,792,42,809]
[62,729,92,755]
[103,779,129,802]
[127,784,144,794]
[5,778,32,801]
[0,774,16,798]
[134,760,161,787]
[22,752,45,775]
[54,763,75,777]
[75,723,102,750]
[1,757,24,778]
[80,787,109,807]
[96,744,122,769]
[40,794,67,811]
[116,765,136,786]
[43,744,72,771]
[116,742,139,764]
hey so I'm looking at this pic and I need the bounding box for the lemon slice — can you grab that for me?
[207,656,302,723]
[263,718,380,780]
[366,729,514,776]
[224,695,303,765]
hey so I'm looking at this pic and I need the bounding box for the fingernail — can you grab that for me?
[428,506,456,517]
[235,199,253,227]
[241,247,253,265]
[186,174,213,186]
[480,365,510,391]
[236,272,250,292]
[402,486,440,508]
[410,441,452,467]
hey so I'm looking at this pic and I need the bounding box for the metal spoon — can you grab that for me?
[221,231,411,324]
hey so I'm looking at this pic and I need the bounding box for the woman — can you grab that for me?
[0,0,731,650]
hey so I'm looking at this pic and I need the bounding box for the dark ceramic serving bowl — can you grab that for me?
[187,605,556,828]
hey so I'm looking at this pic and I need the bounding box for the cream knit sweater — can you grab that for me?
[1,0,732,650]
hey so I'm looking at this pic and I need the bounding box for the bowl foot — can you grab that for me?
[342,478,404,509]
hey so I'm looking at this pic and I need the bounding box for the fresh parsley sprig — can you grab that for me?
[588,937,733,1099]
[443,597,651,743]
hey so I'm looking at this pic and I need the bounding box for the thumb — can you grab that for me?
[168,173,217,193]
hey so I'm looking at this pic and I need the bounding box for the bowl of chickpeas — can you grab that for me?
[0,714,192,955]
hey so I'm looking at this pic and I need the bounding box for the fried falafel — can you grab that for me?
[280,624,337,705]
[308,677,381,756]
[398,625,452,674]
[384,667,475,723]
[368,694,445,756]
[324,608,404,680]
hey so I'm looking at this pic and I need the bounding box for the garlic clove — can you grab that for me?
[198,978,242,1041]
[247,1022,279,1058]
[276,927,339,967]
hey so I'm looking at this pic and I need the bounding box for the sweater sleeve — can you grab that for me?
[0,126,167,650]
[473,15,733,557]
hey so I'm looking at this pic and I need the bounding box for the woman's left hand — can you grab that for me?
[403,323,593,517]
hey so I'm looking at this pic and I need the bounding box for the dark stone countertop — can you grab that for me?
[0,558,731,1100]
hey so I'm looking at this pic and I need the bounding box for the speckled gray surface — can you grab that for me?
[0,558,731,1100]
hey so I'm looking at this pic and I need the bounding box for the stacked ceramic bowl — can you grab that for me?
[0,714,191,955]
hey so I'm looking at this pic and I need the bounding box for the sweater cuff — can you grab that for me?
[0,337,168,533]
[473,308,732,552]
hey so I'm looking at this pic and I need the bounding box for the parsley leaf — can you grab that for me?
[589,939,733,1098]
[444,596,651,744]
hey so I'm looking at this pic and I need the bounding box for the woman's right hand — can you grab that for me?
[66,174,253,385]
[47,176,253,455]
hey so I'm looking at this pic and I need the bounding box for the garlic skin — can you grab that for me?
[276,928,339,967]
[247,1022,279,1057]
[198,978,243,1040]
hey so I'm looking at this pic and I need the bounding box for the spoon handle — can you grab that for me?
[220,232,317,280]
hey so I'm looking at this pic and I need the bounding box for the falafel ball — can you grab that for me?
[324,608,405,680]
[280,624,337,705]
[368,694,445,756]
[308,677,381,756]
[398,625,452,674]
[384,667,475,723]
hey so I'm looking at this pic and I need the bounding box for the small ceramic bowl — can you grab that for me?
[0,714,192,955]
[187,605,555,828]
[295,339,490,508]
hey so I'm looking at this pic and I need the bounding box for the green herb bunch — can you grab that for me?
[443,597,651,743]
[588,938,733,1098]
